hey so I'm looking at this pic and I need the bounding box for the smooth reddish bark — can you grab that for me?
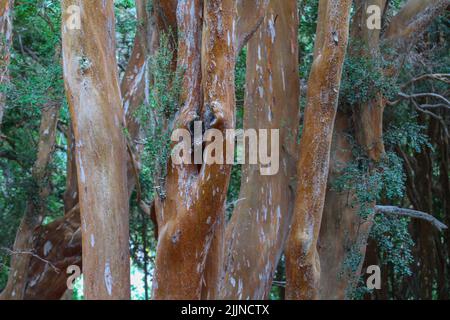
[61,0,130,299]
[286,0,352,300]
[221,0,300,300]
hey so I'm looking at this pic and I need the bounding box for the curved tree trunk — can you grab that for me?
[286,0,352,300]
[220,0,300,300]
[61,0,130,300]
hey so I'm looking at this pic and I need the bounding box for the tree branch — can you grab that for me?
[375,205,448,232]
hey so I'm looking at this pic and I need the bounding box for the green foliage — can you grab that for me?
[333,150,406,218]
[226,49,247,217]
[137,33,182,202]
[340,44,399,108]
[298,0,319,78]
[385,121,431,154]
[332,136,412,296]
[0,0,66,290]
[370,215,414,276]
[115,0,138,71]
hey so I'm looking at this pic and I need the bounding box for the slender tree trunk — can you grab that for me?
[0,101,60,300]
[61,0,130,299]
[317,0,386,300]
[152,0,238,299]
[0,0,13,127]
[318,111,374,299]
[220,0,300,300]
[286,0,352,300]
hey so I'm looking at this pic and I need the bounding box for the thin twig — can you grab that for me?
[0,247,60,273]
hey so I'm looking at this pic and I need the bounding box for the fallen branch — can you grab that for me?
[375,206,448,232]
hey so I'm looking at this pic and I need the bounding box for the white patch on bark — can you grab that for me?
[78,155,86,184]
[90,234,95,247]
[43,241,52,256]
[104,261,113,296]
[268,15,276,43]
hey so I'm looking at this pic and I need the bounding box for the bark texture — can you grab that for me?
[221,0,299,300]
[152,0,238,299]
[61,0,130,300]
[286,0,352,300]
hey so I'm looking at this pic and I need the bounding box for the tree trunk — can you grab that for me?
[152,0,237,299]
[5,0,156,300]
[317,0,387,300]
[220,0,300,300]
[0,101,61,300]
[286,0,352,300]
[0,0,13,127]
[317,0,449,299]
[61,0,130,299]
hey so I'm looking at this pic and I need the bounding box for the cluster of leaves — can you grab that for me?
[340,43,399,108]
[333,149,406,218]
[331,141,410,294]
[137,33,183,202]
[370,214,414,277]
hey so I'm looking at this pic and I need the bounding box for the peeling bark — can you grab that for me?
[24,206,81,300]
[152,0,237,300]
[61,0,130,299]
[286,0,352,300]
[221,0,299,300]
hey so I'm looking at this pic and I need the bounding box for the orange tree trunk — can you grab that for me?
[61,0,130,299]
[220,0,300,300]
[286,0,352,300]
[152,0,238,299]
[0,0,13,126]
[5,0,156,300]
